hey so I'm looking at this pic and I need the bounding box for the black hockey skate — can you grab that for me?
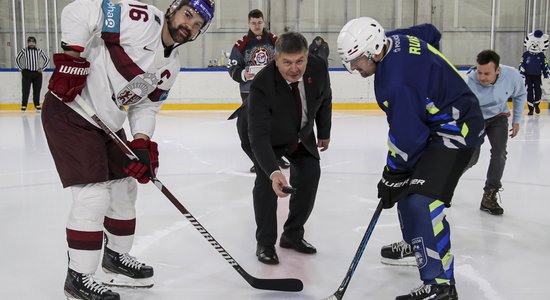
[380,240,417,266]
[396,284,458,300]
[102,247,154,288]
[64,268,120,300]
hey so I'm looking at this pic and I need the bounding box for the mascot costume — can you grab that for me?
[519,29,549,115]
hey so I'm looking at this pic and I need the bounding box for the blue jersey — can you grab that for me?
[519,51,549,77]
[374,34,485,171]
[227,30,277,94]
[386,23,441,50]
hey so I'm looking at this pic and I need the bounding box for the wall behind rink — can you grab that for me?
[0,68,378,110]
[0,68,491,110]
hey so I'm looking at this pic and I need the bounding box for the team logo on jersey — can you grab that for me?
[412,237,427,269]
[116,72,158,105]
[252,47,269,65]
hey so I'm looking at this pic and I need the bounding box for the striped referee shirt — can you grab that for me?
[16,47,50,71]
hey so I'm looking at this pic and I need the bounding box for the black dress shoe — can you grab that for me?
[256,245,279,265]
[279,235,317,254]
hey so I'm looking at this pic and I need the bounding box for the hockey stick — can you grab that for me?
[323,200,384,300]
[72,97,303,292]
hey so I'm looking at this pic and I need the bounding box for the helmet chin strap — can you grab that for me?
[371,41,391,65]
[367,55,379,65]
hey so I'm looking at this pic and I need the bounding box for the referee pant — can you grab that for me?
[21,69,43,109]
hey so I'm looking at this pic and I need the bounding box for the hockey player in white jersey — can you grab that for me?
[41,1,215,299]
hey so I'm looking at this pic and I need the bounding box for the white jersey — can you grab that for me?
[61,0,181,137]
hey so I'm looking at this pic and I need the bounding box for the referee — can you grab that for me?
[16,36,50,112]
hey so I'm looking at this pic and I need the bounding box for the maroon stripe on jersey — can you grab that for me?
[104,216,136,236]
[102,32,144,82]
[148,87,168,102]
[66,228,103,250]
[101,32,120,46]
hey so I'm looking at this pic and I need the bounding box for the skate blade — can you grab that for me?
[380,257,417,267]
[102,272,154,289]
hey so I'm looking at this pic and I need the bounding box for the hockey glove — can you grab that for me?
[48,53,90,102]
[124,139,159,184]
[377,167,411,209]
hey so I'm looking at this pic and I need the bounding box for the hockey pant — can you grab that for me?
[66,177,137,273]
[398,193,455,286]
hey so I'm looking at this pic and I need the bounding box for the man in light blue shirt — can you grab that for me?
[466,50,527,215]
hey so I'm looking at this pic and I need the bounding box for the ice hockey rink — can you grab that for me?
[1,109,549,300]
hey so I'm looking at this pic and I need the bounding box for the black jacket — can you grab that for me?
[247,55,332,176]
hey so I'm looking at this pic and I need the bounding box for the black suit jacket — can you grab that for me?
[247,54,332,176]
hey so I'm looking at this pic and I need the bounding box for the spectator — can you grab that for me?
[308,36,329,66]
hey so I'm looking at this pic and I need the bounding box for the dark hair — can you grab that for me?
[275,32,308,57]
[476,50,500,68]
[27,36,36,43]
[248,9,263,20]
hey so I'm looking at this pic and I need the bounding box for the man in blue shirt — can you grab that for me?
[466,50,527,215]
[337,17,485,300]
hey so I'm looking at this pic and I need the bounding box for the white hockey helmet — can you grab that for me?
[337,17,387,72]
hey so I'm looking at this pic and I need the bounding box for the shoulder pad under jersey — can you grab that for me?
[267,32,277,45]
[234,35,250,52]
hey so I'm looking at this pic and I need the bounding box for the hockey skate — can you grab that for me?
[64,268,120,300]
[101,247,154,288]
[396,284,458,300]
[480,188,503,215]
[380,240,417,266]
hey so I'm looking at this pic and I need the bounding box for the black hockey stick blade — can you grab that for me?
[322,200,384,300]
[251,278,303,292]
[241,269,303,292]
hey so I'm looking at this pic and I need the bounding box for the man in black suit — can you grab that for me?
[237,32,332,265]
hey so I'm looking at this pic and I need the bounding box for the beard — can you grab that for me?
[168,21,193,44]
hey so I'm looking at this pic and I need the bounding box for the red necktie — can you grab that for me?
[290,82,302,130]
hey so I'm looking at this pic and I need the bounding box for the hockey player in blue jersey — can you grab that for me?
[519,29,549,115]
[337,17,485,300]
